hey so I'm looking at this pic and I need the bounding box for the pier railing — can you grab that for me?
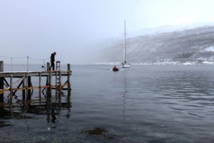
[0,55,50,72]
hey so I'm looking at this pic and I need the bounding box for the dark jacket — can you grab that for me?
[51,53,55,63]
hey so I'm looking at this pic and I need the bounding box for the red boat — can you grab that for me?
[112,65,119,72]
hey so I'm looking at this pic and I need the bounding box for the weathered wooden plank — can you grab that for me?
[0,71,70,77]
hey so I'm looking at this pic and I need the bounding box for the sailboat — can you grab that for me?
[122,20,130,68]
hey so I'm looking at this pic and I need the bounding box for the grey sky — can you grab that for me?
[1,0,214,64]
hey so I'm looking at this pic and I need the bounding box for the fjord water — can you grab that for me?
[1,65,214,143]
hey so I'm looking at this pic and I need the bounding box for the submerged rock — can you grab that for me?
[83,127,107,135]
[82,127,116,140]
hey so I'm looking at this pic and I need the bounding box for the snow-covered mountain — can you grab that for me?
[100,24,214,65]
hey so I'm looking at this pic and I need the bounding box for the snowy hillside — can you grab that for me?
[100,25,214,65]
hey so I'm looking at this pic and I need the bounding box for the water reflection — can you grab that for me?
[122,70,128,123]
[122,76,127,121]
[0,91,72,129]
[46,98,59,128]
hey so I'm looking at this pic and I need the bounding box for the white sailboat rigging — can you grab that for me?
[122,20,130,68]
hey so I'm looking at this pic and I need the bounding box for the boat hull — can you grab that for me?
[122,64,130,68]
[112,67,119,71]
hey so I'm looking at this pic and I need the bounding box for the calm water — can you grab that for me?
[1,65,214,143]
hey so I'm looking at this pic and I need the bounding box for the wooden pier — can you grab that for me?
[0,61,72,113]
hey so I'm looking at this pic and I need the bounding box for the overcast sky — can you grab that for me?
[1,0,214,64]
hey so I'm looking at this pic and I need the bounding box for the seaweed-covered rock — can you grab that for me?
[83,127,107,135]
[82,127,116,140]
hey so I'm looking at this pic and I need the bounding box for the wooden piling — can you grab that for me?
[10,75,13,108]
[0,61,4,115]
[25,73,28,105]
[22,76,25,105]
[48,72,52,98]
[39,72,41,103]
[0,61,4,96]
[47,62,50,71]
[67,64,71,111]
[27,76,32,101]
[67,64,71,94]
[0,61,3,72]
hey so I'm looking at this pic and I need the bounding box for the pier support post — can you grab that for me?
[25,74,28,106]
[47,72,52,98]
[0,61,3,72]
[66,64,71,117]
[67,64,71,97]
[27,76,32,101]
[0,61,4,116]
[22,77,26,105]
[47,62,50,71]
[39,72,41,103]
[10,75,13,108]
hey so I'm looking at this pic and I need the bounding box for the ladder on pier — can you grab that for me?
[55,61,61,97]
[56,61,60,71]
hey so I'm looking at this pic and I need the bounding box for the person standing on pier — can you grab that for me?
[50,52,56,71]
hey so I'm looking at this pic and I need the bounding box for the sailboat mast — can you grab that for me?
[122,20,130,68]
[124,20,126,63]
